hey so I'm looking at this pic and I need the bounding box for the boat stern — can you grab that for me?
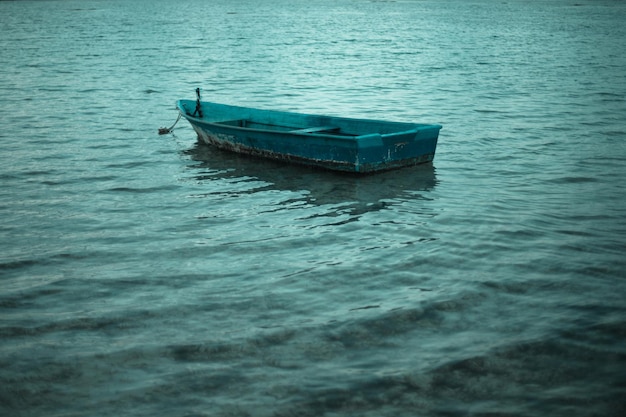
[354,125,441,172]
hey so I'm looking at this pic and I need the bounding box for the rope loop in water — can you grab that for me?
[158,112,182,135]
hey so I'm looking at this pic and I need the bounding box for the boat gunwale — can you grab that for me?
[176,100,442,140]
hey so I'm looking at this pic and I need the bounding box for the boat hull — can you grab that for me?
[177,100,441,173]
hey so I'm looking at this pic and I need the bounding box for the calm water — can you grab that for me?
[1,0,625,416]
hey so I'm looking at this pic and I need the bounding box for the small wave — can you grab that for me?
[0,251,86,273]
[548,176,598,184]
[106,185,179,193]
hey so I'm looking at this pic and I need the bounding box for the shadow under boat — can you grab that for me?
[182,142,438,209]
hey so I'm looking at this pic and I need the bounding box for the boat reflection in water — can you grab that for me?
[182,142,438,216]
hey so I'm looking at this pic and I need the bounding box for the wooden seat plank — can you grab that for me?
[290,126,340,134]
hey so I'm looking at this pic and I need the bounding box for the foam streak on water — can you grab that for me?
[1,0,625,416]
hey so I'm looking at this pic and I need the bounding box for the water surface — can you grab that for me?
[1,0,625,416]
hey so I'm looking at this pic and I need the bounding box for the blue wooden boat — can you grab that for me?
[177,90,441,173]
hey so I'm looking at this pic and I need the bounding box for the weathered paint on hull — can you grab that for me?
[193,127,357,172]
[178,99,441,173]
[192,124,435,173]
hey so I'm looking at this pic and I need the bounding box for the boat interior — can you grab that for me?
[214,119,355,136]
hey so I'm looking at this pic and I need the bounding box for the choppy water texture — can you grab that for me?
[1,0,625,416]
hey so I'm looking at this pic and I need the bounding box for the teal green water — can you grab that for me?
[1,0,625,416]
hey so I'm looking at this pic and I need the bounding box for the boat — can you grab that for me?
[176,89,442,173]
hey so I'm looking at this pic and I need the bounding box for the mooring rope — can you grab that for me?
[158,112,182,135]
